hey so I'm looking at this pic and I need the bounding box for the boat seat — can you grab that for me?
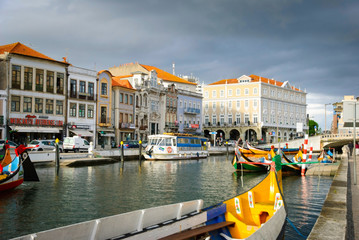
[159,221,235,240]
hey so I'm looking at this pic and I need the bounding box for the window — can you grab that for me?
[35,98,43,113]
[213,102,216,110]
[120,93,123,103]
[228,114,233,124]
[23,97,32,113]
[212,90,216,98]
[56,73,64,94]
[87,105,94,118]
[130,95,133,105]
[56,100,63,115]
[263,88,268,95]
[228,89,232,96]
[253,114,258,123]
[45,99,54,114]
[119,113,123,123]
[253,99,258,108]
[236,100,240,108]
[129,114,133,123]
[236,114,241,124]
[245,100,249,108]
[212,114,217,124]
[24,67,33,90]
[88,82,94,100]
[220,115,224,125]
[46,71,54,93]
[245,88,249,95]
[220,90,224,97]
[12,65,21,89]
[228,101,232,109]
[36,69,44,91]
[79,81,86,93]
[245,114,249,124]
[205,103,209,110]
[101,106,107,123]
[236,89,240,96]
[70,79,77,98]
[11,96,20,112]
[70,103,77,117]
[204,115,209,124]
[220,102,224,109]
[79,104,85,117]
[253,88,258,95]
[205,91,209,98]
[124,94,128,104]
[101,82,107,95]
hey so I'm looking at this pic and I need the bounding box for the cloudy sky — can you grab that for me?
[1,0,358,130]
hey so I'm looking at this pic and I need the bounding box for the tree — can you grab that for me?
[308,120,319,136]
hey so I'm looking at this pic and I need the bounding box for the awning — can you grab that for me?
[70,129,94,137]
[10,126,61,133]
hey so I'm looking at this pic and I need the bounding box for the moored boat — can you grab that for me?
[143,133,208,160]
[0,144,39,192]
[15,155,286,240]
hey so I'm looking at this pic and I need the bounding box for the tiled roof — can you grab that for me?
[209,74,301,92]
[0,42,66,64]
[112,76,134,89]
[140,64,196,85]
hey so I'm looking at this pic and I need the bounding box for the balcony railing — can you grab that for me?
[184,108,200,114]
[70,92,95,101]
[99,117,110,124]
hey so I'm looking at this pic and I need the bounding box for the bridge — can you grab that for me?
[260,133,359,152]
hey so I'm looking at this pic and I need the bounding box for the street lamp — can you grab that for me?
[324,103,332,134]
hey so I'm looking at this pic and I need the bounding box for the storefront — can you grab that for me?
[9,116,64,145]
[97,128,115,149]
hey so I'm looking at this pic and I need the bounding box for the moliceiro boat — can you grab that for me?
[143,133,209,160]
[16,156,286,240]
[0,144,39,192]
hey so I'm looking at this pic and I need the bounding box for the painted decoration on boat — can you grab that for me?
[235,197,241,214]
[248,191,254,208]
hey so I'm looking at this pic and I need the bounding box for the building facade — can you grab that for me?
[0,42,69,144]
[203,74,307,144]
[112,76,136,143]
[67,65,97,145]
[333,95,359,134]
[97,70,115,149]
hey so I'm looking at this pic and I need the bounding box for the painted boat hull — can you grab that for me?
[143,151,208,161]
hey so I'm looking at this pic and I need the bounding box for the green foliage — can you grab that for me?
[308,120,319,136]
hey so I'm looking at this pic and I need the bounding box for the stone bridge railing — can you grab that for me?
[321,133,359,140]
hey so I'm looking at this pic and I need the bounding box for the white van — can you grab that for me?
[63,136,90,153]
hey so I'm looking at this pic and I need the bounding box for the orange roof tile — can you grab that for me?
[0,42,67,64]
[140,64,196,85]
[112,76,134,89]
[209,74,301,92]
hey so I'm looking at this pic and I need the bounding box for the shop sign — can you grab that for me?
[10,118,63,126]
[69,125,90,129]
[190,124,199,129]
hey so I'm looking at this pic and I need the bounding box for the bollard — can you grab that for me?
[121,141,124,162]
[55,138,60,168]
[139,140,142,161]
[226,141,229,159]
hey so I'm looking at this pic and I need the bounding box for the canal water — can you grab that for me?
[1,155,333,240]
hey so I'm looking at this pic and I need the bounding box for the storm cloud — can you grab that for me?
[1,0,358,128]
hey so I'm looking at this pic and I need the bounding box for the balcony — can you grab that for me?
[184,108,200,115]
[165,122,179,128]
[70,92,95,101]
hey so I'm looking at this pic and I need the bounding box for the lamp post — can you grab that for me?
[324,103,332,134]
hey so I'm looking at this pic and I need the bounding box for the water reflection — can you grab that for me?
[0,155,332,240]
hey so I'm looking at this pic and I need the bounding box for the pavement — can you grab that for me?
[308,153,358,239]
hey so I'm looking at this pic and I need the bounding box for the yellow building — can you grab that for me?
[203,74,307,144]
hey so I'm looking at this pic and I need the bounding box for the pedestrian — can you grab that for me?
[356,142,359,155]
[348,141,354,156]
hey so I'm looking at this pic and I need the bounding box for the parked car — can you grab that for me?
[120,140,140,149]
[63,136,90,152]
[141,140,148,148]
[49,140,64,152]
[27,140,56,151]
[0,140,19,148]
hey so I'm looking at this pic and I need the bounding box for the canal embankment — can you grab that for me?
[307,155,351,239]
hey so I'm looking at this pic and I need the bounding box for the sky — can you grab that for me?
[1,0,358,131]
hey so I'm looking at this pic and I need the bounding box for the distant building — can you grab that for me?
[97,70,115,149]
[0,42,69,144]
[203,74,307,144]
[67,65,97,145]
[333,95,359,134]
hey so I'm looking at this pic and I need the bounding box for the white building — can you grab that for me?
[67,65,97,146]
[0,42,69,144]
